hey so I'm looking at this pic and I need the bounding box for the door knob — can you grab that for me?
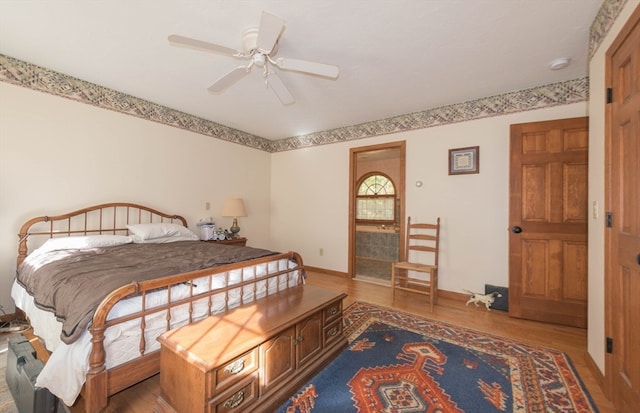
[511,226,522,234]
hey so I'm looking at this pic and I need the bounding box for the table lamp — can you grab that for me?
[222,198,247,238]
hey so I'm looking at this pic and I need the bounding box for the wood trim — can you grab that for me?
[349,141,406,279]
[437,289,467,302]
[305,266,348,277]
[585,351,605,391]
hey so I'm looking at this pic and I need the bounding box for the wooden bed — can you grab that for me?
[14,202,305,413]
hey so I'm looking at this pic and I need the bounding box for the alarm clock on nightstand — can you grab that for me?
[213,229,226,241]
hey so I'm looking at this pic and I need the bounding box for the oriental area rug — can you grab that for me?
[277,302,598,413]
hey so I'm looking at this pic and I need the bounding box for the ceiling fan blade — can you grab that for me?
[275,58,339,79]
[257,11,285,54]
[208,66,250,93]
[168,34,241,57]
[266,71,295,105]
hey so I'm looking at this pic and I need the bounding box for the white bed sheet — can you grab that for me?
[11,257,301,406]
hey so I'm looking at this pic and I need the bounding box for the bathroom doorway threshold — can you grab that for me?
[354,274,391,287]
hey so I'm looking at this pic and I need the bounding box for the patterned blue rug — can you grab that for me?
[277,302,598,413]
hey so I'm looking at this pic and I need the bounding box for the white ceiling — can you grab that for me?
[0,1,602,141]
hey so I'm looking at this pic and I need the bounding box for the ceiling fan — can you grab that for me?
[168,11,340,105]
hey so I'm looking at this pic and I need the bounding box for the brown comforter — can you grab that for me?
[16,241,277,344]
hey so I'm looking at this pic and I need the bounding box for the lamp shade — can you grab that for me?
[221,198,247,217]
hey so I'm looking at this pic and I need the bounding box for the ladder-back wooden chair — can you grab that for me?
[391,217,440,311]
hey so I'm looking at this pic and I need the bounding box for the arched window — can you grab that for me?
[356,173,396,223]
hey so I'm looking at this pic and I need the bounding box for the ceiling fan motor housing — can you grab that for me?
[241,28,259,53]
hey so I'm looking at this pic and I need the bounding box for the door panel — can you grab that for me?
[509,117,588,328]
[606,6,640,408]
[260,327,295,392]
[296,312,322,367]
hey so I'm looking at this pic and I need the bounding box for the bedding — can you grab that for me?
[16,241,276,344]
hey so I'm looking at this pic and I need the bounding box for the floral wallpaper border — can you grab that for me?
[0,0,625,153]
[589,0,628,57]
[272,77,589,152]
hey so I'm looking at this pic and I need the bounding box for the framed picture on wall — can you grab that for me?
[449,146,479,175]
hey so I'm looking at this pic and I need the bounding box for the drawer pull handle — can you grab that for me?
[224,358,246,375]
[328,306,339,316]
[327,326,339,337]
[223,390,245,409]
[294,336,304,345]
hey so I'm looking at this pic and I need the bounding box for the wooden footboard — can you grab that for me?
[83,251,304,413]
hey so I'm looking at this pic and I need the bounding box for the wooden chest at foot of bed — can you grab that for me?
[153,284,347,413]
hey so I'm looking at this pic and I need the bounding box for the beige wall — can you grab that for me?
[270,103,587,292]
[587,0,639,374]
[356,157,402,187]
[0,82,273,311]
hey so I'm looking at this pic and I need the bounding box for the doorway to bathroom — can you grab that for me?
[348,141,406,284]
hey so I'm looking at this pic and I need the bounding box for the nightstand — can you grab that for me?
[201,237,247,246]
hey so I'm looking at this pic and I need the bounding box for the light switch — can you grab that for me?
[592,201,598,219]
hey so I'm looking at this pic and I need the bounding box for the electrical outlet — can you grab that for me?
[205,202,211,211]
[319,248,324,256]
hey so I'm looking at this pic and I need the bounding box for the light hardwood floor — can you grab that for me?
[70,271,616,412]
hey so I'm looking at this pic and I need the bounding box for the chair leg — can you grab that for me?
[429,269,437,312]
[391,265,396,302]
[429,281,434,312]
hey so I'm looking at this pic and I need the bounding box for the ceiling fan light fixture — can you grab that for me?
[253,53,266,67]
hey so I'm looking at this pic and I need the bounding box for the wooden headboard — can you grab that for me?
[17,202,188,265]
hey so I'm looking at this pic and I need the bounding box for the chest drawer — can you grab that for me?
[208,348,258,394]
[208,373,258,413]
[324,318,343,346]
[323,300,342,324]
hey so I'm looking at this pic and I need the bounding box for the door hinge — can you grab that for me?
[606,212,613,228]
[606,337,613,354]
[606,88,613,104]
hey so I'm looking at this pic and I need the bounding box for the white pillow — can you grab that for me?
[127,223,198,242]
[37,235,134,252]
[132,234,200,244]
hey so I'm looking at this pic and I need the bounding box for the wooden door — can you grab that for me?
[509,117,588,328]
[605,4,640,411]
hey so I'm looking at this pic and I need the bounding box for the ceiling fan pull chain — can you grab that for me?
[263,65,270,87]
